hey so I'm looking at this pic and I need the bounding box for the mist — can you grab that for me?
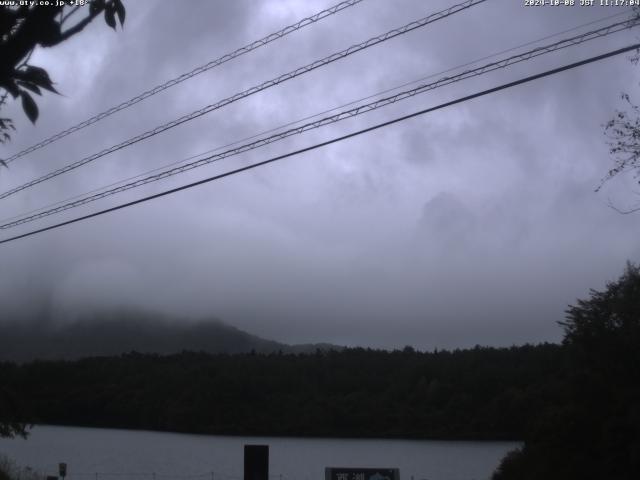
[1,0,639,350]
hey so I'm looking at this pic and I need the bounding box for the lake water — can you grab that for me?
[0,426,518,480]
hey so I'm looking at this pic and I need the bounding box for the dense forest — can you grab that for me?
[1,343,564,440]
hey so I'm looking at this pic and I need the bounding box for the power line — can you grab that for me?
[1,42,637,246]
[2,17,637,231]
[2,16,635,228]
[0,0,487,201]
[2,7,630,227]
[2,0,365,165]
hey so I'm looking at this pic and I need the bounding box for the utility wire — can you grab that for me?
[1,42,637,246]
[2,7,630,227]
[0,0,487,200]
[1,17,637,231]
[2,0,365,165]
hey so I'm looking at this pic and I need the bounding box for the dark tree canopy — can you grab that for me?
[0,384,29,439]
[562,262,640,350]
[493,262,640,480]
[0,0,125,151]
[0,344,565,441]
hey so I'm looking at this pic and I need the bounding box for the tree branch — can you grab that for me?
[607,196,640,214]
[60,5,82,27]
[58,7,103,42]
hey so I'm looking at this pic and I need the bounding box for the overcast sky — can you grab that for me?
[1,0,639,350]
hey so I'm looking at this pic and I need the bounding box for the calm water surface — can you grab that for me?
[0,426,518,480]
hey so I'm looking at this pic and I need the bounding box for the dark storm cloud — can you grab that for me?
[1,0,639,349]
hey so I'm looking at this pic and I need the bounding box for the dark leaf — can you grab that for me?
[1,80,20,98]
[23,65,49,81]
[90,0,106,15]
[13,68,56,94]
[20,91,39,124]
[17,81,41,96]
[104,5,116,29]
[38,81,59,95]
[21,66,59,94]
[0,159,7,168]
[113,0,125,26]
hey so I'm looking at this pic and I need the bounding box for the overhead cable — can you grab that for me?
[1,17,637,231]
[0,0,487,200]
[1,42,638,246]
[2,0,365,165]
[4,6,630,227]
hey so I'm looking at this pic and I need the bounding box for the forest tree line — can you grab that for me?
[1,343,564,440]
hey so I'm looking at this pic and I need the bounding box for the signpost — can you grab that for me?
[244,445,269,480]
[325,468,400,480]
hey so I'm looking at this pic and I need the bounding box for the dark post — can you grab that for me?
[244,445,268,480]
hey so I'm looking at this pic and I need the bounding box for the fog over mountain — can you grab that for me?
[0,309,340,362]
[1,0,640,350]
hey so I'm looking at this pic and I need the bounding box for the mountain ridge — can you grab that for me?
[0,309,341,362]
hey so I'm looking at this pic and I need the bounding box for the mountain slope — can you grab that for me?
[0,309,337,361]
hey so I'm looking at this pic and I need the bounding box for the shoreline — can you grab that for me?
[17,424,523,444]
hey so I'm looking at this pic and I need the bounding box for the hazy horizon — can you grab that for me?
[1,0,639,351]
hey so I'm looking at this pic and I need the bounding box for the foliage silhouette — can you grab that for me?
[0,343,564,440]
[493,263,640,480]
[0,0,125,149]
[600,10,640,210]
